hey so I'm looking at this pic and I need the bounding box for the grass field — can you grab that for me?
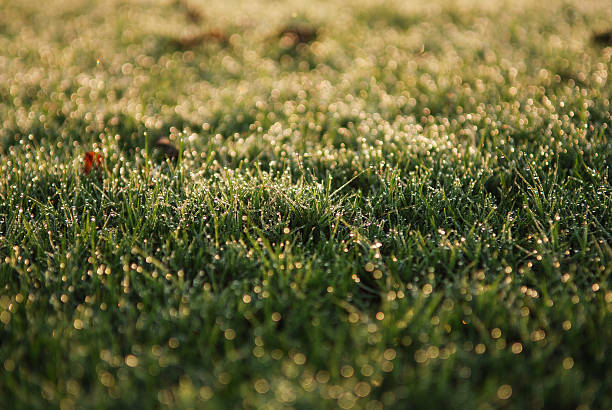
[1,0,612,408]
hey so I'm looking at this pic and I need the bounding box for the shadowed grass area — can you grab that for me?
[1,0,611,408]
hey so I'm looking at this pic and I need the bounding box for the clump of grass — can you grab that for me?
[1,0,611,409]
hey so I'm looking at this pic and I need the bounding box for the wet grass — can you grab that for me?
[1,0,611,408]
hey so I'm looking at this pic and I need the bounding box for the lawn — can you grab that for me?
[1,0,611,408]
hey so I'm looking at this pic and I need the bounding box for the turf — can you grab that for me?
[1,0,612,408]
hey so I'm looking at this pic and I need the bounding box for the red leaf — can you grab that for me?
[83,151,104,174]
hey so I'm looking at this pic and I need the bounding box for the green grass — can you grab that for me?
[1,0,612,408]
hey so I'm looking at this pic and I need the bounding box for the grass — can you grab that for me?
[1,0,611,408]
